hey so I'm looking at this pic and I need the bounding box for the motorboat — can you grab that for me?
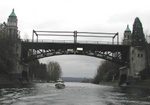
[55,78,65,89]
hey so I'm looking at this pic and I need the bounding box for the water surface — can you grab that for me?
[0,82,150,105]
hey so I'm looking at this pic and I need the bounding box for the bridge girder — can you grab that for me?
[21,42,130,66]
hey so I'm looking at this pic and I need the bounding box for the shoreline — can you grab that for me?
[99,81,150,89]
[0,81,35,88]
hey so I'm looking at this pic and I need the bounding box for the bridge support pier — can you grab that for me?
[119,66,128,85]
[119,46,147,85]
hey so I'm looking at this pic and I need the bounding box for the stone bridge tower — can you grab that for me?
[6,9,29,81]
[120,17,148,84]
[7,9,18,39]
[122,25,132,45]
[6,9,22,77]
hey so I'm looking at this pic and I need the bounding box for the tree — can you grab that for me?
[132,17,150,80]
[0,59,7,74]
[0,39,15,73]
[47,61,62,81]
[132,17,145,46]
[23,33,30,42]
[29,60,48,80]
[93,60,120,84]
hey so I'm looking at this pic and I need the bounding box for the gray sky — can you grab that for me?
[1,0,150,78]
[40,55,102,78]
[1,0,150,39]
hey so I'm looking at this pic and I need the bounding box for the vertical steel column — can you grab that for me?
[74,31,77,44]
[32,30,34,43]
[37,34,38,42]
[116,32,119,57]
[74,31,77,53]
[32,30,34,56]
[117,32,119,45]
[112,38,114,45]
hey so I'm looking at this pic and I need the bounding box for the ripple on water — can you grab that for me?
[0,83,150,105]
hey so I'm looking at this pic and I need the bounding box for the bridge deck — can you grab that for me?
[21,41,130,51]
[21,41,130,65]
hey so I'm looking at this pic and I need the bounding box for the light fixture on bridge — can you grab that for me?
[77,47,83,51]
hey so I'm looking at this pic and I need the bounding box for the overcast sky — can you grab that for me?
[40,55,102,78]
[1,0,150,78]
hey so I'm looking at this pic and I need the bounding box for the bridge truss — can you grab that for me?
[21,30,130,66]
[32,30,119,44]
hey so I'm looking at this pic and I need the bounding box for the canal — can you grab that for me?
[0,82,150,105]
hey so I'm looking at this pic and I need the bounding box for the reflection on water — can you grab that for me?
[0,83,150,105]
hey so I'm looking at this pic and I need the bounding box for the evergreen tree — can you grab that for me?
[132,17,145,46]
[93,60,120,84]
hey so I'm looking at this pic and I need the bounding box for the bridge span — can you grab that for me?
[21,30,130,65]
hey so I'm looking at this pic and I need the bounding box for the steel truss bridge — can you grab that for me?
[21,30,130,65]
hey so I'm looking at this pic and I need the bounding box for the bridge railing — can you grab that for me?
[22,39,123,45]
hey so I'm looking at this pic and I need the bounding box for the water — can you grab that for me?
[0,82,150,105]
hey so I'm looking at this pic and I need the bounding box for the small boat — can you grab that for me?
[55,78,65,89]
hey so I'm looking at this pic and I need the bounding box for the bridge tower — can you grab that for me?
[7,9,18,39]
[128,17,147,82]
[5,9,29,82]
[119,25,132,85]
[122,25,132,45]
[120,18,148,85]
